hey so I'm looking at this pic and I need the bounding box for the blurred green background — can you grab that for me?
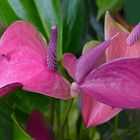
[0,0,140,140]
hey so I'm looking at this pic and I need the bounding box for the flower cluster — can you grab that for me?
[0,12,140,139]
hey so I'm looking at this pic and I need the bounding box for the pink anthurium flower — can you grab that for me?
[0,20,71,100]
[26,110,55,140]
[105,12,140,107]
[62,14,140,127]
[62,36,121,127]
[80,41,121,127]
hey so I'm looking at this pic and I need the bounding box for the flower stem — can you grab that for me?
[55,99,73,139]
[50,98,55,128]
[113,115,119,140]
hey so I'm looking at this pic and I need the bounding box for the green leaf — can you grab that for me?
[12,89,51,116]
[0,112,13,140]
[124,0,140,24]
[12,114,32,140]
[96,0,123,20]
[0,95,14,140]
[0,21,6,36]
[7,0,48,40]
[33,0,62,61]
[62,0,86,55]
[0,0,19,25]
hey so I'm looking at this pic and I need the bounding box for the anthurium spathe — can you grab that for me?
[0,21,71,100]
[105,11,140,61]
[81,11,140,127]
[63,12,140,127]
[26,110,55,140]
[62,35,140,127]
[62,37,121,127]
[81,41,121,127]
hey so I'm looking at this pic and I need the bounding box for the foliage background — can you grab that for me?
[0,0,140,140]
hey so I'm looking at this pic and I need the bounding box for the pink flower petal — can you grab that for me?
[105,12,140,61]
[62,53,77,79]
[106,30,140,61]
[1,20,47,59]
[104,11,125,40]
[23,69,71,100]
[0,20,47,87]
[0,83,22,97]
[27,110,55,140]
[80,58,140,108]
[0,20,71,99]
[75,38,115,83]
[82,41,106,69]
[82,94,121,127]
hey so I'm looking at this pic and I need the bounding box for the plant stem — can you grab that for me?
[113,115,119,140]
[56,100,61,129]
[55,99,73,139]
[90,126,96,139]
[50,98,55,128]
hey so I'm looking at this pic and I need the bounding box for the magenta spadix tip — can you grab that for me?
[127,23,140,46]
[47,25,57,70]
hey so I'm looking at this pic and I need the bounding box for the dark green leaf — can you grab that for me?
[62,0,86,55]
[12,114,32,140]
[0,96,14,140]
[124,0,140,24]
[0,111,13,140]
[12,89,51,116]
[96,0,123,20]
